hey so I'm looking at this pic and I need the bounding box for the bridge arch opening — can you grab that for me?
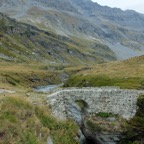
[75,100,89,113]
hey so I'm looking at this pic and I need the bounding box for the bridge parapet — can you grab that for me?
[47,88,144,120]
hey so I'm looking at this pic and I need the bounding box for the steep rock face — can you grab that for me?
[81,116,124,144]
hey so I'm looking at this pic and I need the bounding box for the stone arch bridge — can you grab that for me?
[47,87,144,121]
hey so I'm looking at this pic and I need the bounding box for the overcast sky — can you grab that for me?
[91,0,144,14]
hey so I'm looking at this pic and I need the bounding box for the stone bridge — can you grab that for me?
[47,87,144,121]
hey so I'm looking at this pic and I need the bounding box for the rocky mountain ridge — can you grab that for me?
[1,0,144,29]
[0,0,144,60]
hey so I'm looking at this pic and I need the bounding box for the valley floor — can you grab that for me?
[0,55,144,144]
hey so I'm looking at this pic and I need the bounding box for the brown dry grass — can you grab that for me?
[64,55,144,89]
[80,55,144,78]
[0,61,61,89]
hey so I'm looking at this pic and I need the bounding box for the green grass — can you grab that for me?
[64,74,144,89]
[0,96,78,144]
[86,120,103,132]
[96,112,116,118]
[0,61,63,89]
[0,96,47,144]
[85,112,127,133]
[35,107,78,144]
[64,56,144,89]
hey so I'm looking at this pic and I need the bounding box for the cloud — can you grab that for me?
[91,0,144,13]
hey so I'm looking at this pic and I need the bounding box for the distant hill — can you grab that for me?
[0,0,144,60]
[64,55,144,89]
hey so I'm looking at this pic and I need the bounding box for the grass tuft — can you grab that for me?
[64,56,144,89]
[0,96,78,144]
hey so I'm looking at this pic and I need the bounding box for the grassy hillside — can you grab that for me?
[64,55,144,89]
[0,13,116,64]
[0,60,91,90]
[0,61,63,89]
[0,96,78,144]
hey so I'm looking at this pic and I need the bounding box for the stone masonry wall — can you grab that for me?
[47,88,144,120]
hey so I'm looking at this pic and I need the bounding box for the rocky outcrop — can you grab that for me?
[81,114,126,144]
[0,89,15,94]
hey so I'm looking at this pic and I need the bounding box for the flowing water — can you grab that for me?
[33,84,63,93]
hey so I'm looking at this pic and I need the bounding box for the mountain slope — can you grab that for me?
[0,0,144,60]
[0,13,117,64]
[1,0,144,28]
[64,55,144,89]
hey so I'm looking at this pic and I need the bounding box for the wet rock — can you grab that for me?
[47,136,53,144]
[0,89,15,94]
[67,102,82,125]
[80,112,127,144]
[106,117,116,122]
[80,130,87,144]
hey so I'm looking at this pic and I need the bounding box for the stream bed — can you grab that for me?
[33,84,63,93]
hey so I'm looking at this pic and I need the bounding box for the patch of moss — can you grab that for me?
[86,120,103,132]
[96,112,117,118]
